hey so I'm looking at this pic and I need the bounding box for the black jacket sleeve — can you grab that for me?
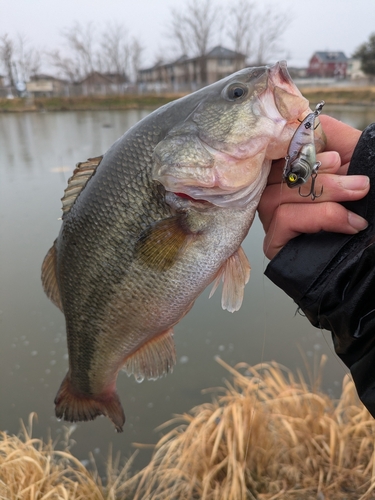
[264,123,375,417]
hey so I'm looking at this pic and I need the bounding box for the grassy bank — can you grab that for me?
[1,87,375,113]
[2,356,375,499]
[302,86,375,106]
[0,94,184,113]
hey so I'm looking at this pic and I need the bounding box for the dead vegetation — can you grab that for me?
[0,413,134,499]
[302,86,375,105]
[129,356,375,499]
[2,357,375,499]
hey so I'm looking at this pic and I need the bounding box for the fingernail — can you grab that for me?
[342,175,370,190]
[348,211,368,231]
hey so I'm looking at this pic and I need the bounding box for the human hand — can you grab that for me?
[258,115,370,260]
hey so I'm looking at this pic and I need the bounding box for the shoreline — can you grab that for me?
[2,87,375,113]
[1,357,374,499]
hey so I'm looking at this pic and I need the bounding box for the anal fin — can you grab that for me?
[122,329,176,382]
[209,246,251,313]
[41,240,63,311]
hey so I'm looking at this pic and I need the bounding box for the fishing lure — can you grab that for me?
[283,101,325,200]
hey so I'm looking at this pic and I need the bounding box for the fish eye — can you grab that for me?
[288,173,298,183]
[224,83,248,101]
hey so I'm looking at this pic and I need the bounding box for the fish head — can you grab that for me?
[153,61,325,208]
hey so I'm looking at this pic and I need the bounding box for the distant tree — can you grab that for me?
[168,0,222,83]
[129,38,143,83]
[100,23,129,76]
[16,34,42,81]
[0,34,15,87]
[99,23,143,84]
[49,22,142,85]
[0,33,42,91]
[48,22,98,83]
[353,33,375,77]
[227,0,288,65]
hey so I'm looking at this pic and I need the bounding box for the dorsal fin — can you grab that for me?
[41,240,63,311]
[61,156,102,216]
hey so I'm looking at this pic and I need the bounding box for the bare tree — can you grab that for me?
[129,38,143,83]
[227,0,255,58]
[168,0,222,83]
[48,49,81,82]
[0,32,42,96]
[253,5,287,64]
[227,1,288,65]
[49,22,98,82]
[63,22,96,76]
[170,0,220,56]
[100,23,143,85]
[0,34,16,87]
[101,23,129,76]
[16,34,42,82]
[49,22,142,88]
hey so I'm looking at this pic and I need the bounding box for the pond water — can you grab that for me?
[1,104,375,473]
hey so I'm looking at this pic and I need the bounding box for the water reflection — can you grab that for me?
[1,105,374,472]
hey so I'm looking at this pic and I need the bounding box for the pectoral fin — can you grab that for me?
[209,246,251,313]
[136,216,192,272]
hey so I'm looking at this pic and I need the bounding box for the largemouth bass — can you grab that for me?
[42,62,325,432]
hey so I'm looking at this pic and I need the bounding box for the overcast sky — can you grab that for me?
[1,0,374,70]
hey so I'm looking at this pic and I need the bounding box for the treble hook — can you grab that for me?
[298,171,323,201]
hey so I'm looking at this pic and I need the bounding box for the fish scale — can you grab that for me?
[42,62,325,431]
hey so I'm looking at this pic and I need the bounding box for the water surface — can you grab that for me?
[1,105,374,472]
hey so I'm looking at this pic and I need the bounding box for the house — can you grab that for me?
[347,58,366,80]
[78,71,128,96]
[138,46,247,92]
[26,74,69,97]
[307,51,348,78]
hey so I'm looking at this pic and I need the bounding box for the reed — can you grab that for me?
[128,356,375,500]
[0,413,133,499]
[2,357,375,499]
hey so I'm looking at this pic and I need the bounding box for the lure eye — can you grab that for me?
[225,83,248,101]
[288,173,298,184]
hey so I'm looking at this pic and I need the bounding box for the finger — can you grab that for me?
[263,202,368,260]
[319,115,361,164]
[267,151,342,185]
[259,174,369,232]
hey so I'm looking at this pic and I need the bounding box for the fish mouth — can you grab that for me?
[268,61,326,152]
[268,61,310,123]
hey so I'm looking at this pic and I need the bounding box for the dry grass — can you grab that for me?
[0,413,133,499]
[2,357,375,499]
[128,356,375,499]
[302,86,375,105]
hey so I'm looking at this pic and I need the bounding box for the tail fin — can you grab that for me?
[54,374,125,432]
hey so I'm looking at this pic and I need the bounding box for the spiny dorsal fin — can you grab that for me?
[61,156,103,216]
[122,328,176,381]
[41,240,63,311]
[135,215,193,272]
[209,246,251,313]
